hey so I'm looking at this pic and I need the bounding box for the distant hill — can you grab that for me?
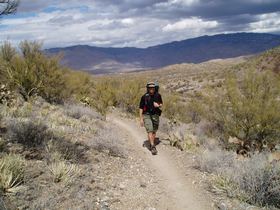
[46,33,280,74]
[251,46,280,73]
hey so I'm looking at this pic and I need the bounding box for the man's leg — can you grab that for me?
[148,132,155,147]
[151,115,159,145]
[143,115,154,150]
[152,132,156,144]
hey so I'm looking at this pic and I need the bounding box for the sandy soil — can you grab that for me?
[107,113,215,210]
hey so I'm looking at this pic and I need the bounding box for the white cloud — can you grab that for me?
[121,18,134,26]
[169,0,200,6]
[155,0,199,8]
[162,17,218,32]
[249,12,280,33]
[0,1,279,48]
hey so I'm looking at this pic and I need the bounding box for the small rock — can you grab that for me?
[101,196,110,202]
[217,202,227,210]
[140,182,147,188]
[119,183,125,190]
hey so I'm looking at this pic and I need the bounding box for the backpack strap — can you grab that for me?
[143,93,150,112]
[144,93,150,105]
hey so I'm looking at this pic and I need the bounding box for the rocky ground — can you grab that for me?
[1,102,270,210]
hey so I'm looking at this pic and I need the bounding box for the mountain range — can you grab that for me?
[46,33,280,74]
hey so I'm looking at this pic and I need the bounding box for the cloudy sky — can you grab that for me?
[0,0,280,48]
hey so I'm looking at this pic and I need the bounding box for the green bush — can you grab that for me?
[90,77,145,115]
[206,69,280,150]
[0,41,16,63]
[1,41,69,103]
[64,70,94,102]
[115,79,143,114]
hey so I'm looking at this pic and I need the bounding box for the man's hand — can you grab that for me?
[140,118,144,127]
[153,102,161,108]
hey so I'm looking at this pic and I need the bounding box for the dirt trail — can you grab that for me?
[107,114,214,210]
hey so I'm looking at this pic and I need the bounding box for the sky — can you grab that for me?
[0,0,280,49]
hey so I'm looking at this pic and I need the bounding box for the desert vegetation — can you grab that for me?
[159,47,280,209]
[0,38,279,209]
[197,150,280,208]
[100,46,279,209]
[0,41,129,209]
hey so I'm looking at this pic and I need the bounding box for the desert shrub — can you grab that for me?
[46,137,88,164]
[162,92,190,123]
[197,150,280,208]
[196,149,235,174]
[0,41,16,63]
[7,118,51,148]
[0,42,16,83]
[1,41,69,103]
[36,57,69,104]
[205,69,280,151]
[5,55,41,101]
[0,154,25,194]
[91,127,126,158]
[162,93,180,119]
[48,160,80,184]
[115,79,143,114]
[65,103,102,120]
[11,102,34,118]
[230,155,280,207]
[90,78,119,115]
[64,70,94,101]
[185,97,206,123]
[90,77,145,115]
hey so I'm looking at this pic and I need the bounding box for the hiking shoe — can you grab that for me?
[143,142,152,151]
[151,146,157,155]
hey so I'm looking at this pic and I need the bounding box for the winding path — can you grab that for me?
[108,114,214,210]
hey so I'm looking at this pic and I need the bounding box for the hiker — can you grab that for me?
[139,82,163,155]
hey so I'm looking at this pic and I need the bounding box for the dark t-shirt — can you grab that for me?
[139,93,163,115]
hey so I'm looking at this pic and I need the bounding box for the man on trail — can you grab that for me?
[139,82,163,155]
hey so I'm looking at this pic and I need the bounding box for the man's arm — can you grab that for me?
[139,108,144,127]
[154,94,163,108]
[139,96,144,127]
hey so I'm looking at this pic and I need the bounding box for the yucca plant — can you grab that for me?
[48,161,80,184]
[0,154,25,194]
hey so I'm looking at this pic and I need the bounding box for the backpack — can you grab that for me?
[155,82,159,92]
[143,92,162,116]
